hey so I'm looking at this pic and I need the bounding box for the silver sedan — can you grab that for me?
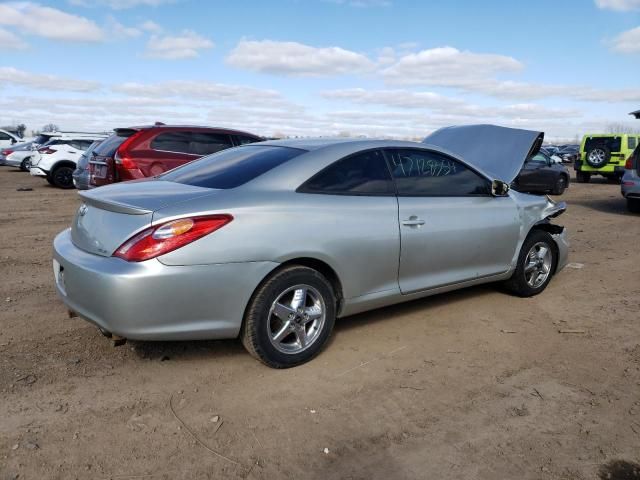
[53,125,569,368]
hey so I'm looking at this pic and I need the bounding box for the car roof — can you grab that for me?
[257,137,424,151]
[121,125,261,137]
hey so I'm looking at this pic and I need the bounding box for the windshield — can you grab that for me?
[93,131,133,157]
[161,145,305,189]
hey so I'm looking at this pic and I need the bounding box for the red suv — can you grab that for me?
[89,125,262,187]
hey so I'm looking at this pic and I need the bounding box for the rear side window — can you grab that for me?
[189,133,233,155]
[151,131,191,154]
[629,137,637,150]
[386,149,490,196]
[300,150,394,195]
[161,145,304,189]
[94,133,130,157]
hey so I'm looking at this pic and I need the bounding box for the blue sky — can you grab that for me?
[0,0,639,141]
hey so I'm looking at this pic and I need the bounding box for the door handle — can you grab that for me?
[402,217,425,227]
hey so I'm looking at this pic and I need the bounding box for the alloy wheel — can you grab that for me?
[267,284,326,354]
[524,242,552,288]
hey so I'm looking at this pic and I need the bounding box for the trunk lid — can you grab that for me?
[423,124,544,183]
[71,180,215,256]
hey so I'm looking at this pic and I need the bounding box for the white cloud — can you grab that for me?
[140,20,163,33]
[322,88,464,109]
[0,2,104,42]
[106,16,141,38]
[610,26,640,53]
[382,46,523,88]
[595,0,640,10]
[145,30,214,59]
[69,0,176,9]
[226,39,376,76]
[0,66,100,92]
[112,80,295,108]
[0,28,28,50]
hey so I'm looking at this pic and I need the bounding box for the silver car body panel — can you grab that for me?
[424,124,544,183]
[53,135,568,341]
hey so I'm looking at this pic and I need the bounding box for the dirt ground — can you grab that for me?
[1,166,639,480]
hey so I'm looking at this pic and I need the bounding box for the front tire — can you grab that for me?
[503,230,557,297]
[551,175,567,195]
[51,165,75,189]
[241,266,336,368]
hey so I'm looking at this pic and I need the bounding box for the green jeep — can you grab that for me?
[574,133,640,183]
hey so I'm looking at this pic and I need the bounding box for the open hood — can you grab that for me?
[423,124,544,183]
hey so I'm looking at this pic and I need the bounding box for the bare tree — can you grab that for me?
[41,123,59,133]
[605,122,640,134]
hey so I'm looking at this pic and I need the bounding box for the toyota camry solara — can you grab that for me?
[53,125,569,368]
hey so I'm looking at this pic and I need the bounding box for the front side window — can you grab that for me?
[386,149,490,196]
[161,145,304,189]
[300,150,394,195]
[151,131,191,154]
[0,133,10,141]
[189,133,233,155]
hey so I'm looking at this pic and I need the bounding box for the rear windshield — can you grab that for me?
[33,135,52,144]
[93,131,133,157]
[161,145,305,189]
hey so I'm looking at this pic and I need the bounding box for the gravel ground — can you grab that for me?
[1,166,639,480]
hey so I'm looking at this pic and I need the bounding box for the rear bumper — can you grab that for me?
[5,157,25,167]
[621,170,640,198]
[53,229,278,341]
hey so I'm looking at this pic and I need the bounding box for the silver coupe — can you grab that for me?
[53,124,569,368]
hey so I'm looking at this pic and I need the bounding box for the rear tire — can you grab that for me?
[20,157,31,172]
[51,165,75,189]
[576,171,590,183]
[628,198,640,213]
[241,266,336,368]
[503,230,557,298]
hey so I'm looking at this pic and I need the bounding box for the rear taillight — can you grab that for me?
[114,131,144,170]
[626,156,634,169]
[38,147,57,154]
[113,215,233,262]
[2,149,14,156]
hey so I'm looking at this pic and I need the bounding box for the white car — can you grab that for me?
[30,134,108,188]
[0,129,22,149]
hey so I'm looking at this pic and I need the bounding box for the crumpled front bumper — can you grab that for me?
[30,167,47,177]
[552,228,570,273]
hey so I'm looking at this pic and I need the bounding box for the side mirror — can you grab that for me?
[10,138,16,145]
[491,179,510,197]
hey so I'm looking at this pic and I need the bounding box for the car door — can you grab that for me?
[385,148,521,294]
[519,153,552,191]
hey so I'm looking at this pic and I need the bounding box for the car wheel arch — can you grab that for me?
[527,223,561,273]
[51,160,77,172]
[244,257,345,321]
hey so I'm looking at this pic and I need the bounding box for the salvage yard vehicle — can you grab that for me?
[575,133,640,183]
[1,141,35,170]
[30,133,108,188]
[0,128,22,149]
[53,125,569,368]
[512,150,570,195]
[89,125,262,188]
[72,140,103,190]
[622,145,640,213]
